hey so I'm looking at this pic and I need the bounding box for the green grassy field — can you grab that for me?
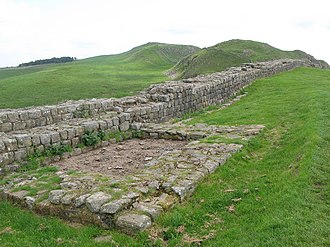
[0,43,199,109]
[0,67,329,246]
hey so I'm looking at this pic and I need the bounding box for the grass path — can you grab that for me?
[0,67,329,246]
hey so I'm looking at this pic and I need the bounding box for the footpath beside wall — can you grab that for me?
[0,59,314,168]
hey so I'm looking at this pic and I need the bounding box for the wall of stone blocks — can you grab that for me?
[0,59,314,168]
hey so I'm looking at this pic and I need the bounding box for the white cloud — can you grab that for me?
[0,0,329,67]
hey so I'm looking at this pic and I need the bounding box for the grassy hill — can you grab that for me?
[169,39,329,78]
[0,43,199,109]
[0,39,328,109]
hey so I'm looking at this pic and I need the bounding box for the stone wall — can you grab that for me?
[0,59,314,168]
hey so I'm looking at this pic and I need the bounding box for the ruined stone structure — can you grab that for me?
[0,59,316,234]
[0,59,312,169]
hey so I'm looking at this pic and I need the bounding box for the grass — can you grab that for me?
[170,39,328,78]
[0,43,199,109]
[0,67,329,246]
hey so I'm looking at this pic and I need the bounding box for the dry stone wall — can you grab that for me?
[0,59,313,168]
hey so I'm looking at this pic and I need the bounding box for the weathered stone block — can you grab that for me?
[81,121,99,132]
[7,112,19,122]
[85,192,112,213]
[13,122,27,131]
[134,203,163,220]
[74,194,91,208]
[14,148,27,161]
[28,110,41,119]
[71,138,80,147]
[18,111,29,121]
[112,117,119,126]
[0,123,12,132]
[49,190,66,204]
[50,132,61,144]
[100,199,131,214]
[130,122,142,130]
[40,134,51,145]
[116,213,152,235]
[14,134,32,147]
[119,122,129,132]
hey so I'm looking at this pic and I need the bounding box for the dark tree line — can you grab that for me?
[18,57,77,67]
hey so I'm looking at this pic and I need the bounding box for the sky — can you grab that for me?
[0,0,329,67]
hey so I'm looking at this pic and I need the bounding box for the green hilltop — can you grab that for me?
[169,39,329,78]
[0,39,327,109]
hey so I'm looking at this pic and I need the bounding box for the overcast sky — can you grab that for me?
[0,0,329,67]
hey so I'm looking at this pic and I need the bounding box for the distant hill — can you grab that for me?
[0,42,199,108]
[168,39,329,79]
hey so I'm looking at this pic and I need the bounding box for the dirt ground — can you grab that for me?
[52,139,187,177]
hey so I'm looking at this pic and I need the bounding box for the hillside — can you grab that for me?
[0,43,199,109]
[169,39,329,78]
[0,39,327,109]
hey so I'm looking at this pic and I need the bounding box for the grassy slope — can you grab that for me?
[0,67,329,246]
[0,43,199,109]
[170,39,329,78]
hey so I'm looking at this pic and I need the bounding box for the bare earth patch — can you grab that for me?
[51,139,188,178]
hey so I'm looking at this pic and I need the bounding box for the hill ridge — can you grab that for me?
[168,39,329,78]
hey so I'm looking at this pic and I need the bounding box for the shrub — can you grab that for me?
[82,130,100,146]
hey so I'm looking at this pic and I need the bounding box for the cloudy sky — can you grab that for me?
[0,0,329,67]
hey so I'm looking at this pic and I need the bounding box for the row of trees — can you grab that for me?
[18,57,77,67]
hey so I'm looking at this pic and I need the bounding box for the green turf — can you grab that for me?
[170,39,328,78]
[0,67,329,246]
[0,43,199,109]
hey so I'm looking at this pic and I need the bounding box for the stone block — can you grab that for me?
[81,121,99,132]
[25,119,36,129]
[28,110,41,119]
[119,122,129,132]
[40,134,51,145]
[74,194,91,208]
[35,117,47,126]
[18,111,29,121]
[100,199,131,214]
[14,134,32,148]
[99,120,107,130]
[13,122,27,131]
[0,123,13,132]
[71,137,80,147]
[67,128,75,139]
[85,192,112,213]
[49,190,66,204]
[116,213,152,235]
[112,117,119,126]
[7,112,19,122]
[75,126,84,136]
[130,122,142,130]
[50,132,61,144]
[59,130,68,140]
[134,203,163,220]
